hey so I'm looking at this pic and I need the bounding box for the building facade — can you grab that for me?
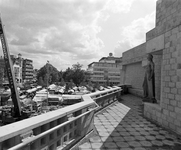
[0,54,34,84]
[11,54,23,84]
[22,59,34,83]
[87,53,122,86]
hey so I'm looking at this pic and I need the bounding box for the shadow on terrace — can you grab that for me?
[79,94,181,150]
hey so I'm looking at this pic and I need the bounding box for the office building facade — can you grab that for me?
[22,59,34,82]
[87,53,122,85]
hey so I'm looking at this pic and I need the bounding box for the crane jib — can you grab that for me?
[0,17,22,117]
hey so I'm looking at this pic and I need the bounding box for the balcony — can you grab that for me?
[0,87,121,150]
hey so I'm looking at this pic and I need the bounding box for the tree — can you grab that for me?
[38,77,44,86]
[62,63,85,86]
[72,63,85,86]
[63,67,74,82]
[37,63,60,85]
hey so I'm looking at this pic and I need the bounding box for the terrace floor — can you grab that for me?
[78,94,181,150]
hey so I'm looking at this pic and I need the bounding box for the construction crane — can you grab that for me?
[0,15,23,122]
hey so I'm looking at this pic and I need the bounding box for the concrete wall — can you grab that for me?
[124,62,144,90]
[122,43,146,65]
[121,43,146,97]
[144,0,181,135]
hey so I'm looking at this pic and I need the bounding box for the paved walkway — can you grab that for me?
[78,94,181,150]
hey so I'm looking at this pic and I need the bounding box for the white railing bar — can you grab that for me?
[8,106,98,150]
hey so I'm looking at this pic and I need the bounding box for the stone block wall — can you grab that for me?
[144,0,181,135]
[159,25,181,135]
[153,55,162,102]
[147,0,181,41]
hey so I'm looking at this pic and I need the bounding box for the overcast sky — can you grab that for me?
[0,0,156,70]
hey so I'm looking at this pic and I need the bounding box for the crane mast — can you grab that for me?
[0,16,22,117]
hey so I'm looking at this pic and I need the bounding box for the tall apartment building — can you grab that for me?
[0,54,34,84]
[22,59,34,82]
[11,54,23,84]
[87,53,122,85]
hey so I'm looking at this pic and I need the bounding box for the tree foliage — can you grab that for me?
[37,77,44,86]
[37,63,60,85]
[37,62,85,86]
[63,63,85,86]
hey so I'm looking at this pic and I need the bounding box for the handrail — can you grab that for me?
[8,105,98,150]
[87,86,121,98]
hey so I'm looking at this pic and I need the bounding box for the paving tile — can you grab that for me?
[78,148,92,150]
[162,139,175,146]
[139,131,150,136]
[151,140,163,146]
[126,127,136,132]
[98,132,110,137]
[89,136,102,143]
[116,127,127,132]
[140,141,152,147]
[134,135,146,141]
[116,141,129,148]
[101,137,113,142]
[134,148,146,150]
[104,142,118,148]
[79,142,92,149]
[119,131,131,136]
[110,131,120,137]
[148,130,159,135]
[129,131,141,136]
[91,143,103,149]
[128,141,141,147]
[112,136,125,142]
[145,135,156,140]
[124,136,136,141]
[156,135,166,140]
[96,128,107,132]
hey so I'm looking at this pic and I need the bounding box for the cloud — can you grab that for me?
[0,0,110,70]
[0,0,143,70]
[114,11,155,56]
[105,0,134,14]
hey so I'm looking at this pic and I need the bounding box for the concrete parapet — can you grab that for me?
[122,43,146,65]
[128,88,143,98]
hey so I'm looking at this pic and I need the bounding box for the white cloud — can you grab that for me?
[105,0,134,14]
[0,0,153,70]
[0,0,110,70]
[114,11,155,56]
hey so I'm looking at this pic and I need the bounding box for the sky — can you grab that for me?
[0,0,157,70]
